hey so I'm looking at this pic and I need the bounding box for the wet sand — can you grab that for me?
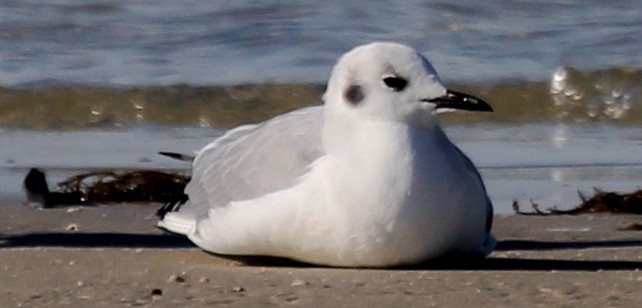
[1,204,642,307]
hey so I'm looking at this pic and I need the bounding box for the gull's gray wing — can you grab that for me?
[451,144,493,234]
[184,106,324,213]
[449,134,496,254]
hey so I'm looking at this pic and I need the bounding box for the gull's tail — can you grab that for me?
[156,150,194,235]
[157,211,196,235]
[156,188,196,235]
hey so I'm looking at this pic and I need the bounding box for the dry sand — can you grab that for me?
[1,204,642,307]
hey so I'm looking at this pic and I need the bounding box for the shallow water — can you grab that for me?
[2,124,642,214]
[0,127,215,206]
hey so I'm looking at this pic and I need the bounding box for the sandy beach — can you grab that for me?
[0,204,641,307]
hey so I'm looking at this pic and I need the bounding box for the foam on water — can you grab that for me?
[1,66,641,129]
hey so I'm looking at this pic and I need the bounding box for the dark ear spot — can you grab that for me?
[344,85,364,106]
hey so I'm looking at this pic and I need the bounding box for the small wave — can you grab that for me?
[549,66,639,121]
[0,84,324,130]
[0,66,640,130]
[445,66,642,125]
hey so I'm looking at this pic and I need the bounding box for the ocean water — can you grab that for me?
[1,0,641,86]
[1,1,642,213]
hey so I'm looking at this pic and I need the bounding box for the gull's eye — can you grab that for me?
[383,76,408,92]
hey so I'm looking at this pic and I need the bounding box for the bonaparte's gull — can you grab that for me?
[158,42,495,267]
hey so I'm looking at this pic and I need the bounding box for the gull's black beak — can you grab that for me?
[426,90,493,112]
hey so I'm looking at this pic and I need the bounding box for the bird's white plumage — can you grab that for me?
[158,42,495,267]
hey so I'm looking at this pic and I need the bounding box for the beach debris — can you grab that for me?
[23,168,188,208]
[290,279,308,287]
[231,286,245,293]
[150,288,163,300]
[513,188,642,215]
[618,223,642,231]
[65,223,79,231]
[198,276,210,283]
[166,274,186,284]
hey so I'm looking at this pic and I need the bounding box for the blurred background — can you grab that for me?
[1,0,641,213]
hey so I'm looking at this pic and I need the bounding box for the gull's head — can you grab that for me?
[323,42,492,129]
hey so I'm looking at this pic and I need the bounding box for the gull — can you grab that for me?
[157,42,495,267]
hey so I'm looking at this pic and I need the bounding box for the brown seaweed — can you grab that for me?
[513,188,642,215]
[618,223,642,231]
[23,168,188,208]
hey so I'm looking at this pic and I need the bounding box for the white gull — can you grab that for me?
[158,42,495,267]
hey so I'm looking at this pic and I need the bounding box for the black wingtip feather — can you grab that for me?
[158,151,195,162]
[156,193,189,219]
